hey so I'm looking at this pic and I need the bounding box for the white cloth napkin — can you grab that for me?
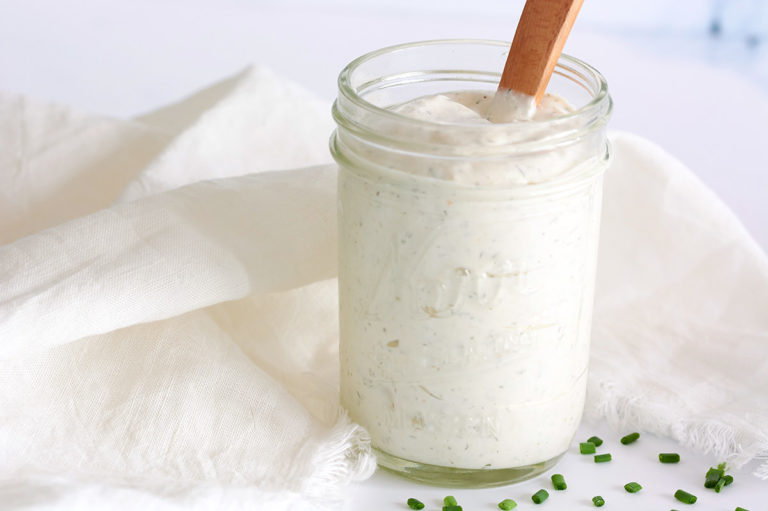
[0,66,766,510]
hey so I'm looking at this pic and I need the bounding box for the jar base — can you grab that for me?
[374,447,564,488]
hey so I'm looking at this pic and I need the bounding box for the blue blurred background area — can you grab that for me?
[286,0,768,101]
[2,0,767,247]
[581,0,768,89]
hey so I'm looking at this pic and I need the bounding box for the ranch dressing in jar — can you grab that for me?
[332,40,612,487]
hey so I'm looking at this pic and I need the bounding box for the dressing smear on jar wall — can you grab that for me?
[332,40,612,486]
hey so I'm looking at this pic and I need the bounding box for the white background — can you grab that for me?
[2,0,767,248]
[2,1,767,508]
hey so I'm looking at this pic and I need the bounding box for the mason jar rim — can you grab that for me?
[331,39,613,199]
[337,39,610,131]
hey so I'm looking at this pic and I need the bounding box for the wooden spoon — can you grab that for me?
[490,0,583,121]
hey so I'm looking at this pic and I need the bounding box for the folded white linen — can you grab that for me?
[589,133,768,476]
[0,66,765,510]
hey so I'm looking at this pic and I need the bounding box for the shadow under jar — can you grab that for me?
[331,40,612,487]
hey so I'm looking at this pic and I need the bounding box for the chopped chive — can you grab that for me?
[718,462,728,471]
[735,507,750,511]
[674,489,697,504]
[715,477,727,493]
[407,498,425,510]
[442,507,462,511]
[498,498,517,510]
[659,452,680,463]
[443,496,458,506]
[592,495,605,507]
[594,453,612,463]
[620,432,640,444]
[551,473,567,490]
[531,489,549,504]
[587,435,603,447]
[724,474,734,486]
[624,481,642,493]
[705,466,724,488]
[580,442,596,454]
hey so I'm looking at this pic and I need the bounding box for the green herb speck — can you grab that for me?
[407,498,425,510]
[620,432,640,445]
[674,489,697,504]
[498,498,517,510]
[531,489,549,504]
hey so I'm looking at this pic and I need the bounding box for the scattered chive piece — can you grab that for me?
[659,452,681,463]
[443,496,458,506]
[674,489,698,504]
[715,477,727,493]
[624,481,642,493]
[407,498,425,510]
[724,474,734,486]
[580,442,596,454]
[620,432,640,445]
[592,495,605,507]
[551,473,567,490]
[442,507,462,511]
[531,489,549,504]
[587,435,603,447]
[594,453,612,463]
[705,466,724,488]
[735,507,750,511]
[718,462,728,471]
[498,498,517,510]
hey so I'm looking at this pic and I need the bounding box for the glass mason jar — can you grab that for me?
[331,40,612,487]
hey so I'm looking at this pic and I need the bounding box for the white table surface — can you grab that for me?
[344,420,767,511]
[2,1,766,508]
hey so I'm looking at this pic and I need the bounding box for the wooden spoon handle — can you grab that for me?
[498,0,584,103]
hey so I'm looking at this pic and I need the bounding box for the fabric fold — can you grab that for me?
[0,68,372,511]
[0,165,338,357]
[589,133,768,476]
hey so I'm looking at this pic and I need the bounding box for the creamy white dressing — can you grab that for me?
[338,90,604,469]
[395,90,573,124]
[342,90,591,187]
[487,89,538,122]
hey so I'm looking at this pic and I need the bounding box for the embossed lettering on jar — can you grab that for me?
[331,40,612,487]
